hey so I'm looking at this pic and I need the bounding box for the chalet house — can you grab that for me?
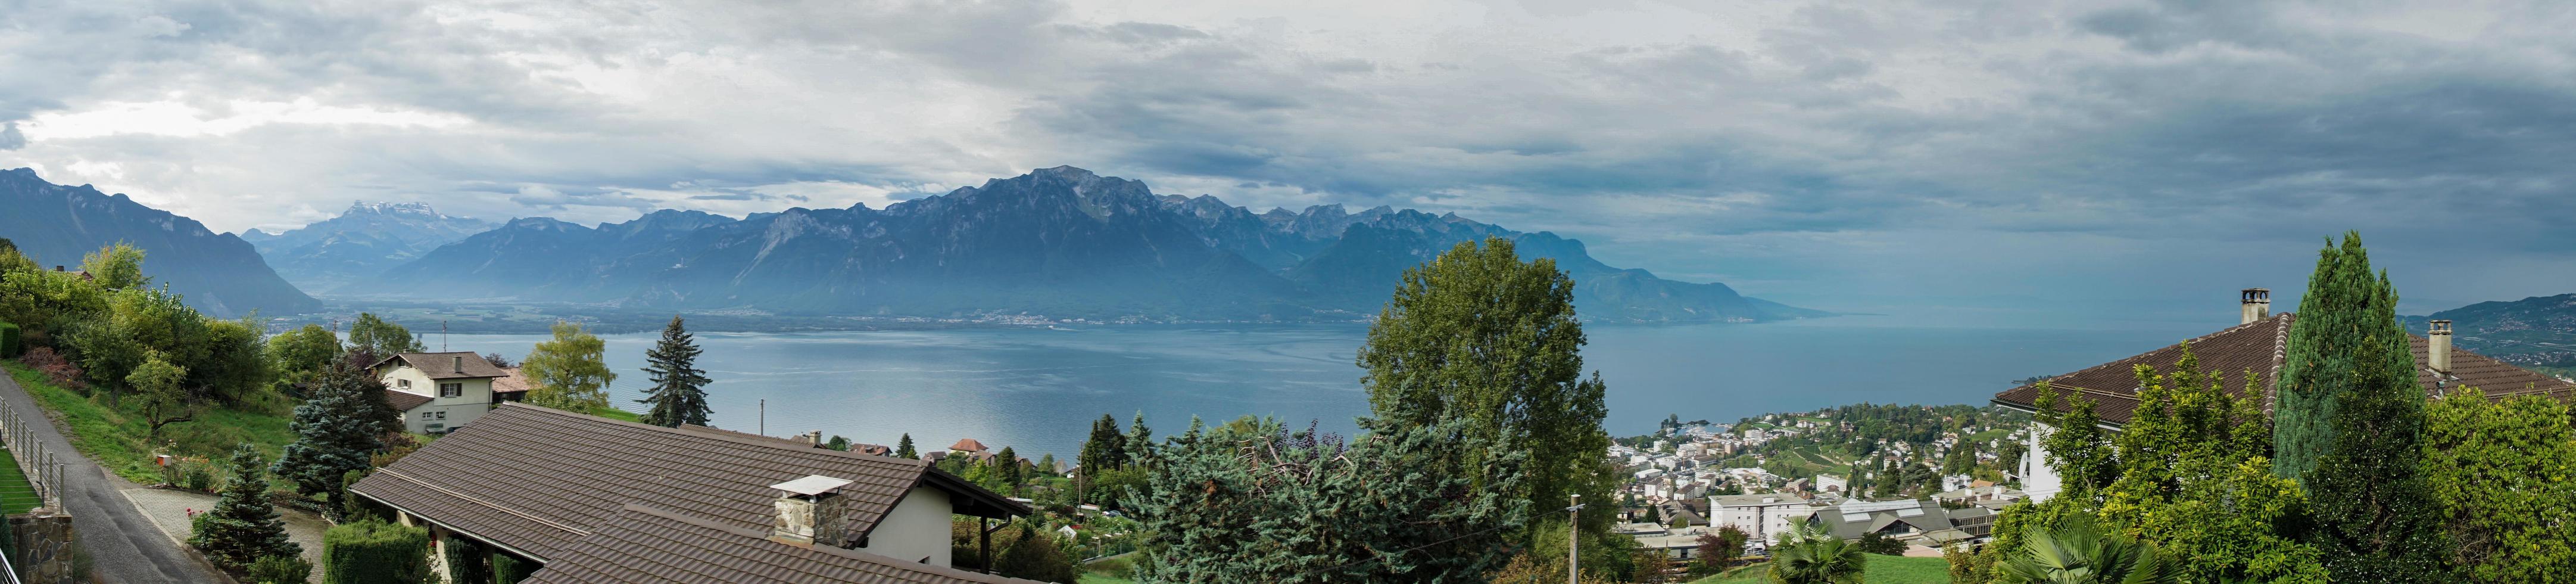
[1993,289,2576,502]
[371,352,532,434]
[350,404,1040,583]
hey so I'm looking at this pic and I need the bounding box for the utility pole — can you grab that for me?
[1567,493,1583,584]
[759,399,767,436]
[442,320,449,352]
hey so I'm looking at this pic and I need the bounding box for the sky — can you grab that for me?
[6,0,2575,324]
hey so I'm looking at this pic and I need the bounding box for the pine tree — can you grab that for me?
[1124,412,1155,464]
[635,316,712,427]
[272,364,385,501]
[896,433,918,459]
[2271,232,2447,582]
[201,446,302,571]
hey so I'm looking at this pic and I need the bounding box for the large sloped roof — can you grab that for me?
[349,403,1026,561]
[375,352,512,380]
[1992,313,2575,427]
[520,505,1044,584]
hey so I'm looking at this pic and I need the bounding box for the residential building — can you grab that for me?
[1707,493,1813,543]
[351,404,1037,583]
[1993,289,2576,502]
[372,352,531,434]
[1807,498,1994,549]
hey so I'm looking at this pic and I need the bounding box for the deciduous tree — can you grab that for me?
[266,324,340,392]
[130,352,194,436]
[2422,389,2576,580]
[1356,237,1612,541]
[523,321,615,412]
[79,241,148,290]
[345,313,424,357]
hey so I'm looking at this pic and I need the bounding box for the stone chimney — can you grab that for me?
[2428,319,2453,375]
[2240,288,2272,324]
[803,430,824,448]
[769,475,856,547]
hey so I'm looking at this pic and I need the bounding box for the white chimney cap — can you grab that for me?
[771,475,854,496]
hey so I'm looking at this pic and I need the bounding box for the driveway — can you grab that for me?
[0,372,227,583]
[124,487,327,583]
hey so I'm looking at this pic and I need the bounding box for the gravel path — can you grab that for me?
[0,372,228,583]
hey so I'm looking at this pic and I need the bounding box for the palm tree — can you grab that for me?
[1769,521,1868,583]
[1995,517,2182,584]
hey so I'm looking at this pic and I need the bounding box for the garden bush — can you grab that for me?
[322,520,431,584]
[1,321,19,357]
[248,554,313,584]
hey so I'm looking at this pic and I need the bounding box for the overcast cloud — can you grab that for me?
[5,0,2574,322]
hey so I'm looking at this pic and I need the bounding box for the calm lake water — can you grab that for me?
[438,318,2212,459]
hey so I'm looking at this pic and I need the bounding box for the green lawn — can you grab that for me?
[1077,574,1134,584]
[0,447,42,514]
[1692,555,1951,583]
[585,404,643,423]
[7,360,301,483]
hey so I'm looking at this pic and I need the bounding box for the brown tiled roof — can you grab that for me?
[491,366,532,394]
[1993,313,2576,426]
[385,390,435,412]
[374,352,512,380]
[950,438,988,452]
[350,404,1027,561]
[853,444,893,456]
[520,505,1044,584]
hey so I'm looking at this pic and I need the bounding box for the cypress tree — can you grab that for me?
[2271,232,2448,581]
[896,433,918,459]
[202,446,302,571]
[635,316,712,427]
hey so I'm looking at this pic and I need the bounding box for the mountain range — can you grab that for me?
[241,201,494,293]
[0,168,319,317]
[335,166,1824,322]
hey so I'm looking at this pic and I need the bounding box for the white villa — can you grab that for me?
[372,352,532,434]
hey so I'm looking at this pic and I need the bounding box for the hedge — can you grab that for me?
[494,552,539,584]
[0,321,18,358]
[322,520,431,584]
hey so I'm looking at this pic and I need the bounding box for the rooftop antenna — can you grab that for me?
[442,320,449,352]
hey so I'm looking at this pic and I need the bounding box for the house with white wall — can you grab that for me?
[372,352,532,434]
[1994,289,2576,502]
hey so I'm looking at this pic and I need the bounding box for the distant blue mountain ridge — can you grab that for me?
[332,166,1825,322]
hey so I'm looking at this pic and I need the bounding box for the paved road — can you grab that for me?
[0,373,227,583]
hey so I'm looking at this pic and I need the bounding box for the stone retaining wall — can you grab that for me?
[10,508,77,584]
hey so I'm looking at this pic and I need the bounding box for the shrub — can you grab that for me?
[445,535,492,584]
[1,321,19,357]
[248,554,313,584]
[494,552,538,584]
[321,520,431,584]
[19,347,85,391]
[186,508,213,548]
[183,464,215,492]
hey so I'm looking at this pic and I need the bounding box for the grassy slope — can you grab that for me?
[1692,555,1951,583]
[6,360,300,483]
[0,447,39,514]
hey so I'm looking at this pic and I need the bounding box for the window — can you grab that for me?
[426,411,447,420]
[439,383,463,397]
[398,379,411,390]
[426,423,447,433]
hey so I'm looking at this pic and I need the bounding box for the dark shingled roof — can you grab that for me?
[520,505,1044,584]
[1993,313,2576,427]
[375,352,512,380]
[350,404,1027,561]
[383,389,434,412]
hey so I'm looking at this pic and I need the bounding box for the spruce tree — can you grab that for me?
[272,364,385,501]
[2271,232,2447,581]
[635,316,712,427]
[201,446,302,571]
[896,433,918,459]
[995,446,1022,490]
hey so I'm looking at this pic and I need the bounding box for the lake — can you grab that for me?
[436,318,2215,459]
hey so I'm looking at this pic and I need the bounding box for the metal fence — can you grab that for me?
[0,400,66,511]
